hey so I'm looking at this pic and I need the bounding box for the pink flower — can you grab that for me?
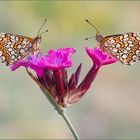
[11,53,44,77]
[85,46,117,68]
[42,48,75,69]
[11,48,75,77]
[68,46,118,103]
[11,46,117,108]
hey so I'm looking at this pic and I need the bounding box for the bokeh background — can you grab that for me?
[0,1,140,139]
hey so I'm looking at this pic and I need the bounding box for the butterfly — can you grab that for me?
[86,19,140,65]
[0,19,48,66]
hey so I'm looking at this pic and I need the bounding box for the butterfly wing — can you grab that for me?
[103,32,140,65]
[0,32,34,65]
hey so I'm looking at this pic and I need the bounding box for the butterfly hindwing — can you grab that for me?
[103,32,140,65]
[0,33,34,65]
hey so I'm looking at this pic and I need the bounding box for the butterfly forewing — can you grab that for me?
[0,33,34,65]
[103,32,140,65]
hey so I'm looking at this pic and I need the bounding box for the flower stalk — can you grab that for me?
[26,68,79,140]
[58,109,80,140]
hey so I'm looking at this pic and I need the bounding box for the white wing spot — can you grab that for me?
[132,55,137,60]
[128,41,133,44]
[11,35,16,42]
[25,47,29,51]
[124,34,129,38]
[116,55,120,59]
[10,43,14,48]
[15,37,19,42]
[112,48,118,53]
[17,45,22,49]
[11,35,15,40]
[110,39,115,44]
[23,39,28,44]
[122,54,127,59]
[0,33,6,38]
[111,45,116,48]
[129,44,134,47]
[18,56,21,59]
[3,37,8,41]
[123,50,128,54]
[104,42,108,47]
[136,50,140,55]
[133,32,139,36]
[116,43,121,48]
[11,55,16,59]
[1,56,5,61]
[11,51,15,55]
[109,47,113,50]
[6,41,12,45]
[126,47,131,51]
[5,45,10,48]
[20,49,25,53]
[136,36,140,40]
[8,48,12,52]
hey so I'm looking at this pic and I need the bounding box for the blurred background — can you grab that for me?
[0,1,140,139]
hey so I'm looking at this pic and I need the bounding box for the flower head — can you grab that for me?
[68,46,118,103]
[11,46,117,109]
[11,48,78,108]
[11,54,44,77]
[42,48,75,69]
[85,46,117,68]
[11,48,75,77]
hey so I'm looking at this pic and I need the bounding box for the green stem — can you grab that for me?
[57,109,80,140]
[26,69,79,139]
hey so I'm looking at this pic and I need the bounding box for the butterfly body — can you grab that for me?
[0,32,41,66]
[86,19,140,65]
[0,19,48,66]
[96,32,140,65]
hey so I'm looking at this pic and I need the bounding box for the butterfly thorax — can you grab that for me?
[32,36,41,53]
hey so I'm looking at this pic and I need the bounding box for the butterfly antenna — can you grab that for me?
[85,35,95,40]
[86,19,100,35]
[37,18,48,36]
[39,29,48,36]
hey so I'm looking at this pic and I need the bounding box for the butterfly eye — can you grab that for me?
[96,35,103,42]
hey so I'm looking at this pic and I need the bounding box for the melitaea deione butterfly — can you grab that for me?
[86,19,140,65]
[0,19,48,66]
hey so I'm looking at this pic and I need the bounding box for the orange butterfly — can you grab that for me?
[0,19,48,66]
[86,19,140,65]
